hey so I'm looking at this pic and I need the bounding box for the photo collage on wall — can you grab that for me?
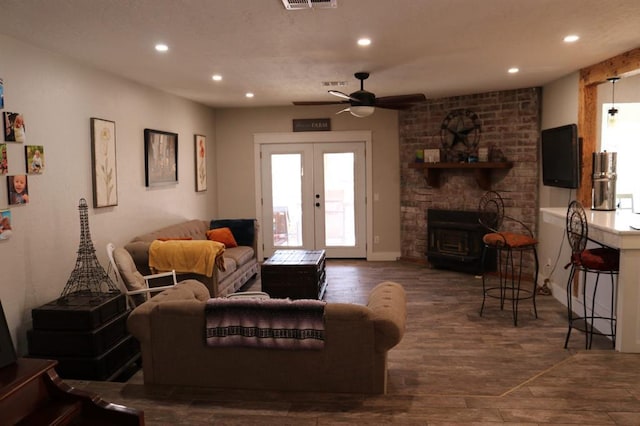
[1,77,40,240]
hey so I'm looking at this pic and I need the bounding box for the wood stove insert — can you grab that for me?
[427,209,496,274]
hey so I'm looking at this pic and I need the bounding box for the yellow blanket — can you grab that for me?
[149,240,225,277]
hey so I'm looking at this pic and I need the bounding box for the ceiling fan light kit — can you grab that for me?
[349,106,375,118]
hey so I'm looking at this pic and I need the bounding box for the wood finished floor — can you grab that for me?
[69,260,640,425]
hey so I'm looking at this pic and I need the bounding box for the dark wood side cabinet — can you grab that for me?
[0,357,144,425]
[262,250,327,300]
[27,292,140,381]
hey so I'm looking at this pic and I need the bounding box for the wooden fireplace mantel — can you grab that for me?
[408,161,513,190]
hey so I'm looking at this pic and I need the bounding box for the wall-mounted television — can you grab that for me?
[541,124,581,189]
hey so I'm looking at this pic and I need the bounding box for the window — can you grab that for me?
[600,103,640,199]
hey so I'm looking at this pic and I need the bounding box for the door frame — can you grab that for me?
[254,130,372,261]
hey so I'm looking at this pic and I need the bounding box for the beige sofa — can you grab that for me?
[127,280,406,394]
[124,219,259,297]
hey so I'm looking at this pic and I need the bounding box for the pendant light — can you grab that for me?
[607,77,620,128]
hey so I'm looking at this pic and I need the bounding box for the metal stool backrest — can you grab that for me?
[566,200,588,256]
[478,190,504,232]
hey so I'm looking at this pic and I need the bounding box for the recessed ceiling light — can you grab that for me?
[508,67,519,74]
[155,43,169,52]
[212,74,222,81]
[245,92,254,98]
[357,38,371,47]
[563,34,580,43]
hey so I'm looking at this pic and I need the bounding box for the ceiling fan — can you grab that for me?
[293,72,426,117]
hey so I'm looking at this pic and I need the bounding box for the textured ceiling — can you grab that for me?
[0,0,638,108]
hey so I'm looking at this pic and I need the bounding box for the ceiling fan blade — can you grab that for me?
[293,100,346,106]
[375,93,427,109]
[328,90,360,102]
[336,107,351,115]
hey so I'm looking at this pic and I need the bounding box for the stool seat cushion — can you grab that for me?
[572,247,619,271]
[483,232,537,248]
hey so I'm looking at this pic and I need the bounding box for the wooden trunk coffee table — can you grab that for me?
[261,249,327,300]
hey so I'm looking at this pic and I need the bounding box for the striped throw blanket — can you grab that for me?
[205,298,326,350]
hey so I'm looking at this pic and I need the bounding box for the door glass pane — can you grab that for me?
[323,152,355,247]
[271,154,302,247]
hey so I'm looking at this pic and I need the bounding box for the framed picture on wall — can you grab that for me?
[144,128,178,187]
[195,134,207,192]
[25,145,45,174]
[3,112,26,143]
[0,210,12,240]
[1,143,7,175]
[90,118,118,207]
[7,175,29,205]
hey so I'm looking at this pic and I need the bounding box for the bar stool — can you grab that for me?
[479,191,539,326]
[564,201,619,349]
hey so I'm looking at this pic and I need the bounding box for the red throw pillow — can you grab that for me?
[206,227,238,248]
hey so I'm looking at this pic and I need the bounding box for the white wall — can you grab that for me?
[214,106,401,257]
[0,34,217,355]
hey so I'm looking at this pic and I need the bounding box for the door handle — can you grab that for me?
[315,202,320,207]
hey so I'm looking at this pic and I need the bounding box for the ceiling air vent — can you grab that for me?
[282,0,337,10]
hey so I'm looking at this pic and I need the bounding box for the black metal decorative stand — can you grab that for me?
[59,198,118,301]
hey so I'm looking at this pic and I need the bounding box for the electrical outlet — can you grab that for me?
[374,235,380,244]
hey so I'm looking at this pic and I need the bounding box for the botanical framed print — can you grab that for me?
[145,128,178,187]
[3,112,25,143]
[90,118,118,207]
[25,145,45,174]
[7,174,29,205]
[195,134,207,192]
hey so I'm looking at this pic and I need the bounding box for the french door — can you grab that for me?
[260,142,366,258]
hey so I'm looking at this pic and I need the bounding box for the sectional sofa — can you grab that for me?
[124,219,259,297]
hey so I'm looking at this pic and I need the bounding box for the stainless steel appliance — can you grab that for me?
[592,151,617,211]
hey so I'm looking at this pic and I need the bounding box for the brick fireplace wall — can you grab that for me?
[399,87,541,272]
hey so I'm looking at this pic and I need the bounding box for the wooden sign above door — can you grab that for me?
[293,118,331,132]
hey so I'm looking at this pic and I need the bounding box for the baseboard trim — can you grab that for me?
[367,251,401,261]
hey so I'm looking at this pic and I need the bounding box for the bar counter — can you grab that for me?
[541,207,640,352]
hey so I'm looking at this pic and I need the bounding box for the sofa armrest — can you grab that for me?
[367,281,407,352]
[127,279,210,343]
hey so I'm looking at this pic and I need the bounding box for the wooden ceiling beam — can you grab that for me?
[577,47,640,207]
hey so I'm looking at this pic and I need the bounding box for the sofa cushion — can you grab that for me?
[124,241,152,274]
[132,219,208,242]
[157,237,193,241]
[217,257,237,282]
[224,246,255,267]
[206,227,238,248]
[210,219,255,247]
